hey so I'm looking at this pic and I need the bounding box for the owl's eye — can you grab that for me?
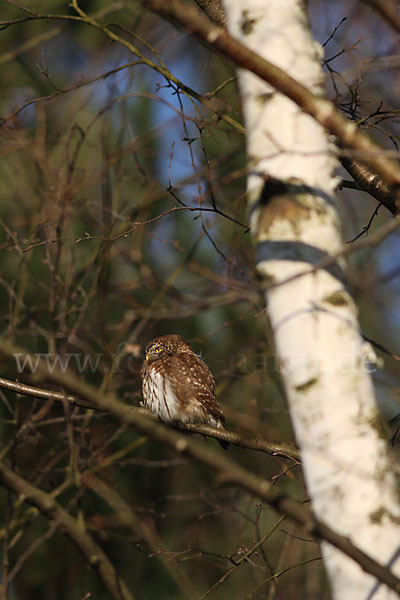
[154,347,163,353]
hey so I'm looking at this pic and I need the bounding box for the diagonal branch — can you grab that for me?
[140,0,400,194]
[0,375,299,460]
[0,461,134,600]
[84,473,198,600]
[0,2,244,134]
[340,153,397,215]
[0,340,399,594]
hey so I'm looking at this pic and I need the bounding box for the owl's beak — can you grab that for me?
[145,353,150,362]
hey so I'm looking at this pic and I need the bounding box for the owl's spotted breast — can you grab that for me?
[142,359,182,423]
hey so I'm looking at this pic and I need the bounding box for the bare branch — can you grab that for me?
[0,461,134,600]
[141,0,400,193]
[0,341,399,594]
[0,374,300,461]
[84,473,198,600]
[340,153,398,216]
[0,376,92,409]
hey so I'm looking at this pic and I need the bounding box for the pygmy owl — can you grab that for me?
[141,334,227,446]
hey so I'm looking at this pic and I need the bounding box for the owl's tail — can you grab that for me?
[218,439,230,450]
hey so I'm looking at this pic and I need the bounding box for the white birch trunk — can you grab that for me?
[222,0,400,598]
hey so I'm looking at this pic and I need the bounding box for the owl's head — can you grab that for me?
[144,334,190,363]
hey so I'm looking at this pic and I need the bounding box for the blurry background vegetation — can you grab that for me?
[0,1,399,598]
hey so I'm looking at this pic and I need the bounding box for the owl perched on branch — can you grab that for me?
[141,334,227,447]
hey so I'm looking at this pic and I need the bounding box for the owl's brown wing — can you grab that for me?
[169,352,225,424]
